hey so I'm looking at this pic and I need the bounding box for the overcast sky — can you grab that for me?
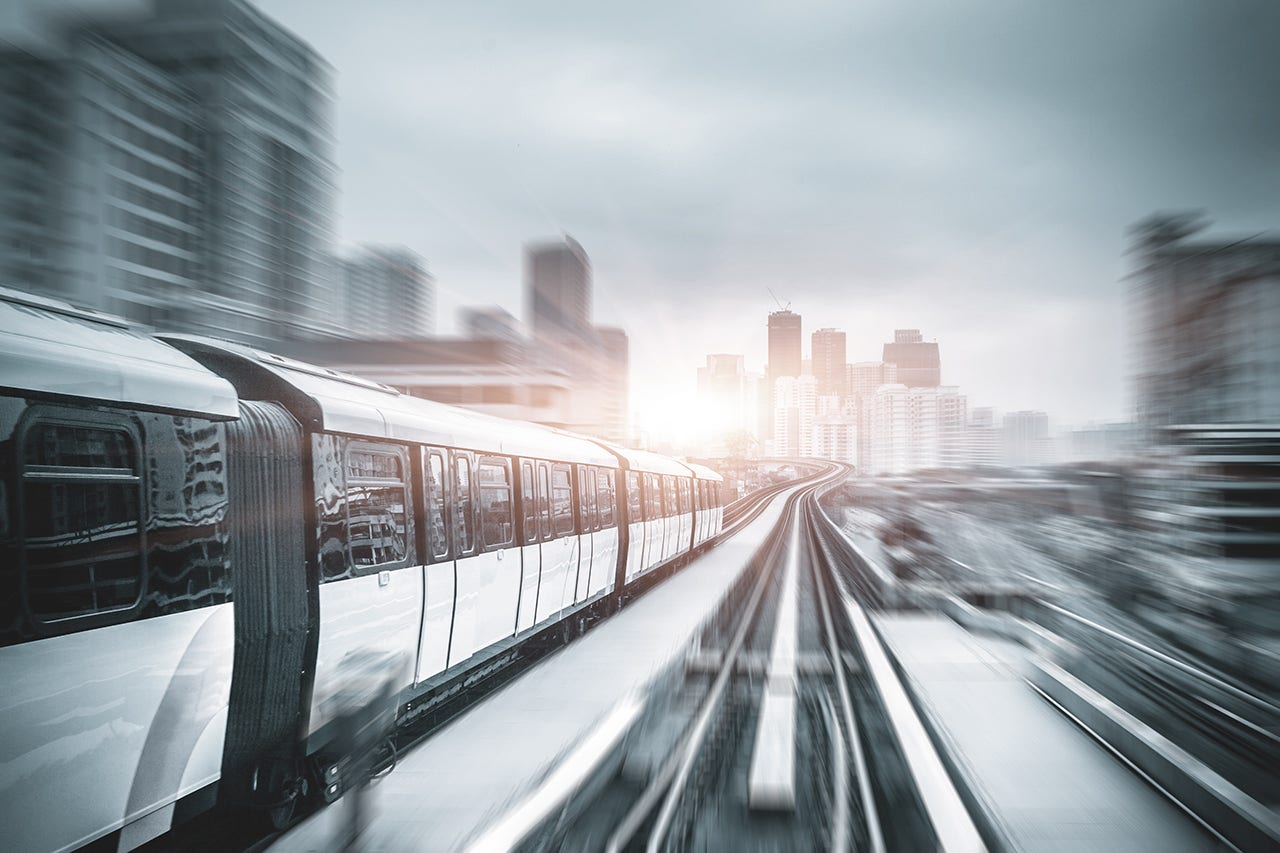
[8,1,1278,441]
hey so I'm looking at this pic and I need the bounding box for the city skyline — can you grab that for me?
[3,0,1277,443]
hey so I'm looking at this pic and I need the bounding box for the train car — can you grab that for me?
[0,292,241,853]
[0,288,727,852]
[159,334,628,763]
[607,447,691,583]
[685,462,725,548]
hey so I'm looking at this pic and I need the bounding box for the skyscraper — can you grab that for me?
[340,246,434,339]
[0,35,203,329]
[0,0,340,342]
[1127,215,1280,612]
[522,236,629,443]
[868,384,967,474]
[1002,411,1053,467]
[462,306,522,342]
[526,236,592,341]
[767,309,802,383]
[102,0,339,342]
[1130,214,1280,428]
[811,327,847,398]
[882,328,941,387]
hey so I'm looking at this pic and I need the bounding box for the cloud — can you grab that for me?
[9,0,1276,429]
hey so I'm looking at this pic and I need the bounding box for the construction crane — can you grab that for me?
[767,288,790,312]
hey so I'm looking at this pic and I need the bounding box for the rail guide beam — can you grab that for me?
[749,520,801,811]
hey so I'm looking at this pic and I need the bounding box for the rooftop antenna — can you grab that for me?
[767,288,790,312]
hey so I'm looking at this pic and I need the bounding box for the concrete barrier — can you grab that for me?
[1030,659,1280,853]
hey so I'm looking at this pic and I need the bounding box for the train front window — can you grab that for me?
[21,420,145,623]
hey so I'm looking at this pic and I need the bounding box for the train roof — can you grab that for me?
[162,335,617,465]
[684,462,725,482]
[607,444,695,476]
[0,288,238,419]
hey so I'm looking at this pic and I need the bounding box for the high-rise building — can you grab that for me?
[0,35,203,329]
[767,309,802,383]
[1127,215,1280,612]
[868,384,967,474]
[526,236,591,341]
[697,354,756,455]
[341,246,433,339]
[848,361,897,471]
[0,0,340,342]
[960,407,1002,468]
[1130,214,1280,428]
[811,327,847,398]
[593,326,630,445]
[521,236,629,443]
[882,328,941,387]
[773,374,817,456]
[103,0,339,342]
[1002,411,1053,467]
[462,306,522,342]
[813,416,857,465]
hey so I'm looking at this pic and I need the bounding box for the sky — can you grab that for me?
[6,1,1278,444]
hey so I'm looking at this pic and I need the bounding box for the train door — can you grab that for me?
[310,437,420,738]
[515,459,540,633]
[678,477,693,555]
[693,480,704,545]
[575,465,596,603]
[592,468,619,596]
[536,462,578,623]
[645,473,662,571]
[471,455,520,651]
[625,471,644,582]
[670,473,680,560]
[417,447,453,682]
[700,481,710,543]
[446,451,481,667]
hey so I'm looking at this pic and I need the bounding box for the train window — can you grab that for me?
[426,450,449,561]
[579,465,598,532]
[551,464,574,536]
[646,473,660,520]
[520,461,536,546]
[598,469,615,527]
[664,476,677,516]
[20,418,145,623]
[537,462,552,541]
[454,454,475,555]
[683,479,693,514]
[676,478,687,514]
[346,444,410,569]
[478,457,514,549]
[626,471,642,523]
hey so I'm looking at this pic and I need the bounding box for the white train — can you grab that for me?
[0,288,723,853]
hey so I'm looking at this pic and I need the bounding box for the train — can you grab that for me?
[0,287,724,853]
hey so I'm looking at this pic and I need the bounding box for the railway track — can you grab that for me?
[1027,601,1280,810]
[519,465,986,852]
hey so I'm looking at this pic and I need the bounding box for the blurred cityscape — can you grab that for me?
[1,0,1278,851]
[3,0,1277,643]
